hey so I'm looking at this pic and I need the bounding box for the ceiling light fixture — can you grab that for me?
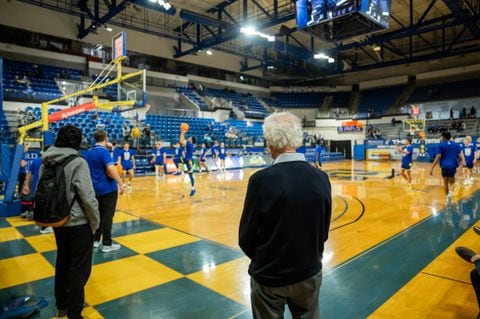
[104,25,113,32]
[240,26,275,42]
[158,0,171,10]
[206,50,213,55]
[314,53,335,63]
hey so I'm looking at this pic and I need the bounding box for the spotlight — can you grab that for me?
[104,25,113,32]
[206,50,213,55]
[240,26,275,42]
[240,26,256,36]
[314,53,329,59]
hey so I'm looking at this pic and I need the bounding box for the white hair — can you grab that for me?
[263,112,303,150]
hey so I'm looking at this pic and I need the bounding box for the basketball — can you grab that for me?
[180,123,189,132]
[116,164,123,175]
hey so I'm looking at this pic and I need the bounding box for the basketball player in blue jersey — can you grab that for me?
[314,142,323,168]
[173,143,182,175]
[180,127,196,196]
[430,131,465,202]
[462,136,477,185]
[117,142,136,190]
[111,142,121,162]
[199,143,209,173]
[151,141,167,180]
[396,138,414,185]
[210,141,219,171]
[218,142,227,172]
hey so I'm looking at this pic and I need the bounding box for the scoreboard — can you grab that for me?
[296,0,392,41]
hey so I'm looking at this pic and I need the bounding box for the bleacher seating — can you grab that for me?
[265,93,325,108]
[145,115,265,145]
[224,119,263,142]
[331,93,350,108]
[358,86,405,115]
[145,114,213,143]
[204,88,268,118]
[41,107,128,146]
[2,60,83,102]
[266,92,350,110]
[408,78,480,103]
[0,113,14,144]
[176,87,209,111]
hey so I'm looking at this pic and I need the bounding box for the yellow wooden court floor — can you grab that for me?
[0,160,479,318]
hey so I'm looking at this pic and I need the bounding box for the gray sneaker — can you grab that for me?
[101,243,121,253]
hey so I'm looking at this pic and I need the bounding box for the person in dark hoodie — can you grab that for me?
[40,125,100,319]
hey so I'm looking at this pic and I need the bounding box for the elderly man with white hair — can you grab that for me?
[239,112,332,319]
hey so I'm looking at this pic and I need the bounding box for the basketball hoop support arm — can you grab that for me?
[17,57,145,145]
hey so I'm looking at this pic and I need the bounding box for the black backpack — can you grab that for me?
[34,155,79,227]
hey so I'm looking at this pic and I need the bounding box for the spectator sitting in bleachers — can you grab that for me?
[32,64,43,77]
[122,123,131,143]
[60,68,70,79]
[15,75,25,85]
[17,109,26,127]
[451,121,464,132]
[142,124,151,148]
[25,110,36,124]
[471,106,477,118]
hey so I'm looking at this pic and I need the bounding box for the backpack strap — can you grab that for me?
[59,155,80,214]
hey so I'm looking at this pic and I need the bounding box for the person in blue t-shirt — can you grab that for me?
[430,131,465,201]
[314,142,323,168]
[199,143,209,173]
[22,145,52,234]
[396,138,414,185]
[112,142,121,162]
[17,144,29,196]
[180,126,197,196]
[87,130,125,252]
[151,141,167,180]
[462,136,478,185]
[218,142,227,172]
[117,142,136,190]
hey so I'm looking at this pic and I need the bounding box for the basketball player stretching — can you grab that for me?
[180,126,197,196]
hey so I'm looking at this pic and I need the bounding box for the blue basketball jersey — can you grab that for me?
[463,144,476,165]
[154,147,166,165]
[185,142,194,161]
[401,145,414,167]
[438,141,461,169]
[119,149,134,169]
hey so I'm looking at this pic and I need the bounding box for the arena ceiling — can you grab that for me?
[16,0,480,82]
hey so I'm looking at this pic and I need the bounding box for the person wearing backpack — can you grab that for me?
[36,125,100,319]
